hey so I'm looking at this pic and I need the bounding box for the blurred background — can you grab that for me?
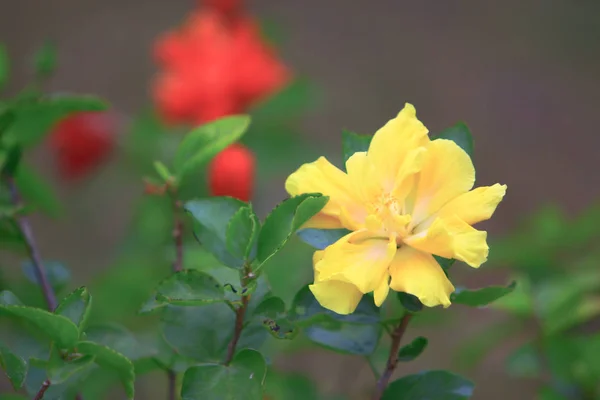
[1,1,600,399]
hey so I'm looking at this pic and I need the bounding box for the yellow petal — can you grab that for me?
[392,146,427,202]
[434,183,507,226]
[314,231,396,293]
[309,280,363,315]
[367,104,430,192]
[405,215,489,268]
[346,151,380,205]
[301,213,345,229]
[389,246,454,307]
[410,139,475,226]
[285,156,366,230]
[373,275,390,306]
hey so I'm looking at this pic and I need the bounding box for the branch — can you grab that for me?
[225,293,249,365]
[224,265,252,365]
[372,313,413,400]
[171,198,184,272]
[33,379,51,400]
[5,177,57,310]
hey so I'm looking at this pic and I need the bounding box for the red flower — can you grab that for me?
[49,112,115,181]
[208,143,255,201]
[153,5,289,125]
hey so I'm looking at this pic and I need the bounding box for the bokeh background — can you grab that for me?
[2,1,600,399]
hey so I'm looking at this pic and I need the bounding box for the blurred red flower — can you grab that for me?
[153,3,289,125]
[208,143,255,201]
[49,112,114,181]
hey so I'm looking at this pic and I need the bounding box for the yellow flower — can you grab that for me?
[285,103,506,314]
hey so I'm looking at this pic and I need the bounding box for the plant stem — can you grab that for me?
[225,293,249,365]
[5,177,57,310]
[167,369,177,400]
[172,200,184,272]
[372,313,413,400]
[224,265,252,365]
[33,379,51,400]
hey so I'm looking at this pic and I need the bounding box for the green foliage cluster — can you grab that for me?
[456,204,600,400]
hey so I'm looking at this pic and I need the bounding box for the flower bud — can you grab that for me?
[208,143,255,201]
[49,112,114,181]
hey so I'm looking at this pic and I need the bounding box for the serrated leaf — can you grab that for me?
[140,270,225,313]
[226,205,259,260]
[341,130,372,165]
[55,286,92,332]
[161,275,270,363]
[13,163,62,217]
[451,282,516,307]
[185,197,247,268]
[21,260,70,292]
[181,349,266,400]
[257,194,328,268]
[252,296,297,340]
[0,341,27,389]
[47,354,95,385]
[382,370,474,400]
[7,95,108,148]
[434,122,474,159]
[173,115,250,178]
[296,228,350,250]
[76,341,135,399]
[398,336,428,362]
[434,255,456,272]
[0,305,78,348]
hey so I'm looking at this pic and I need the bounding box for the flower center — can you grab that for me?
[368,193,412,242]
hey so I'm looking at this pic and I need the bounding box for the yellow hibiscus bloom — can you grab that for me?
[285,103,506,315]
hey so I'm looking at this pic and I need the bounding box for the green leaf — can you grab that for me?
[506,343,540,378]
[264,370,319,400]
[21,261,70,292]
[181,349,266,400]
[185,197,247,268]
[173,115,250,177]
[491,276,533,317]
[250,79,316,122]
[226,205,260,260]
[0,145,21,176]
[341,130,372,165]
[0,305,78,348]
[296,228,350,250]
[257,194,328,268]
[537,387,569,400]
[14,163,62,217]
[434,255,456,272]
[55,286,92,332]
[34,42,57,77]
[398,336,428,362]
[397,292,423,313]
[252,296,297,340]
[451,282,516,307]
[0,395,28,400]
[47,355,95,385]
[8,95,108,148]
[140,270,225,313]
[161,275,270,362]
[0,341,28,389]
[0,45,8,89]
[382,370,474,400]
[434,122,474,158]
[291,286,381,355]
[76,341,135,399]
[153,160,172,182]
